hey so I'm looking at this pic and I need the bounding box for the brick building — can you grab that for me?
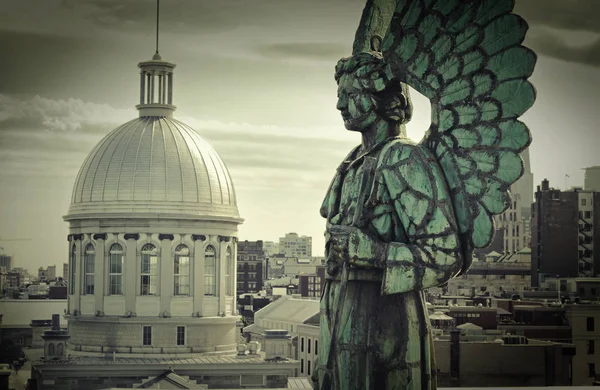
[237,240,266,294]
[297,266,326,298]
[531,179,599,286]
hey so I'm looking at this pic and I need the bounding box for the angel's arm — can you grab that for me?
[344,143,464,295]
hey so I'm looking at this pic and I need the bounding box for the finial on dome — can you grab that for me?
[155,0,160,58]
[135,0,177,118]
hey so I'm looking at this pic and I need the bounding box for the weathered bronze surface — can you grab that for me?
[313,0,536,389]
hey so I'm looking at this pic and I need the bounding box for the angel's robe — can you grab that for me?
[313,136,464,390]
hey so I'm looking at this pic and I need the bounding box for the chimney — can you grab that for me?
[541,179,550,191]
[52,314,60,330]
[237,343,248,357]
[248,341,260,355]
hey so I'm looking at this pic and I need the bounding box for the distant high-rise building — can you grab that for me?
[6,272,21,289]
[531,179,599,286]
[0,253,11,271]
[237,240,266,294]
[513,149,534,220]
[584,166,600,192]
[263,241,281,256]
[63,263,68,283]
[279,233,312,258]
[38,265,57,282]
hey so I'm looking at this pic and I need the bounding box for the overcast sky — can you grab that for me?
[0,0,599,273]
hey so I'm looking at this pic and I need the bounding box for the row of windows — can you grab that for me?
[579,210,593,219]
[142,325,186,346]
[70,243,232,296]
[300,337,318,355]
[300,359,311,375]
[47,343,65,356]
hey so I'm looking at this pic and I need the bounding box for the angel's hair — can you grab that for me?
[335,52,413,125]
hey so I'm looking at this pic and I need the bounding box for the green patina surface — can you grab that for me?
[312,0,536,389]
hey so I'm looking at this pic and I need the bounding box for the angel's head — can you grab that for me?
[335,52,412,133]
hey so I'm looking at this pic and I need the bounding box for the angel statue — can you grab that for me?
[312,0,536,389]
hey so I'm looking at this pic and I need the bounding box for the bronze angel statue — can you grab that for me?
[312,0,536,389]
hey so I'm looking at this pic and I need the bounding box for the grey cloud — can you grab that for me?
[515,0,600,34]
[61,0,287,34]
[524,33,600,67]
[59,0,363,37]
[0,94,135,134]
[255,43,349,62]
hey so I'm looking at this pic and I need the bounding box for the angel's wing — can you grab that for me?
[380,0,536,274]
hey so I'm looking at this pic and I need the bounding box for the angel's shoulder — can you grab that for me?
[379,137,434,165]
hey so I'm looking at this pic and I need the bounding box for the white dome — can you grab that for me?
[66,116,240,222]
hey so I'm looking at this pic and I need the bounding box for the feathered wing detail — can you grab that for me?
[381,0,536,274]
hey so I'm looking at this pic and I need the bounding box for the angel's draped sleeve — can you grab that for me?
[375,141,464,295]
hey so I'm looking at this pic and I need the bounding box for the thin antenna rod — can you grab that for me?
[155,0,160,54]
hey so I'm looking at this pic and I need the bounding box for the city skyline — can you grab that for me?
[0,0,599,272]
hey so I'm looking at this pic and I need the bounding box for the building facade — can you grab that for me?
[279,233,312,258]
[0,254,11,272]
[38,265,57,282]
[568,304,600,386]
[237,240,265,294]
[584,166,600,192]
[531,179,599,286]
[297,266,326,298]
[263,241,280,256]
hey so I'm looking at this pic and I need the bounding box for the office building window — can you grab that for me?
[83,244,95,295]
[177,326,185,346]
[588,340,595,355]
[204,245,216,296]
[140,244,158,295]
[589,363,596,378]
[109,244,124,295]
[174,245,190,295]
[308,339,311,354]
[587,317,595,332]
[308,360,311,376]
[315,340,318,356]
[301,337,304,352]
[301,358,304,374]
[143,326,152,346]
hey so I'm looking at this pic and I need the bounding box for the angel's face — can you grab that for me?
[336,73,378,132]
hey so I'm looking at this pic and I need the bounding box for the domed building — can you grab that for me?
[63,51,243,357]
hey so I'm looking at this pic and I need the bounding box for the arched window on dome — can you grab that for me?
[83,244,95,295]
[69,244,76,295]
[174,245,190,296]
[204,246,216,296]
[108,244,124,295]
[140,244,158,295]
[225,246,233,296]
[48,343,55,356]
